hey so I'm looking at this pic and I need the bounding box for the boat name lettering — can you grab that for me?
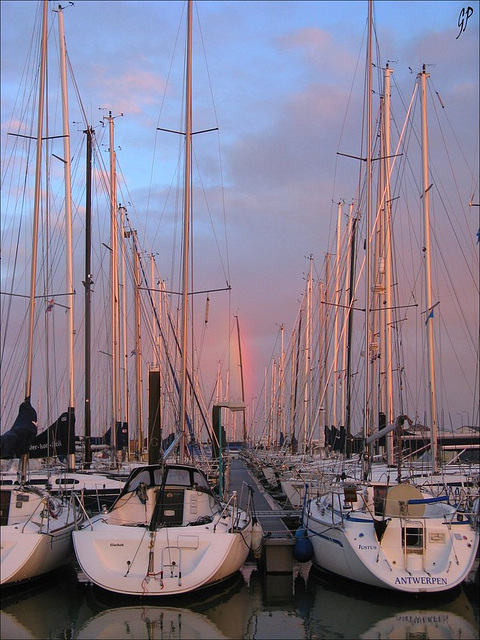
[358,544,377,550]
[394,576,448,585]
[29,440,62,451]
[110,543,124,547]
[396,614,449,624]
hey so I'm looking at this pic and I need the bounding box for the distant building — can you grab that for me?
[457,425,480,435]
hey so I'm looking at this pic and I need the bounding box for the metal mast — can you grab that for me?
[179,0,193,462]
[419,65,438,473]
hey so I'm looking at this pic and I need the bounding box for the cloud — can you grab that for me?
[86,63,166,116]
[278,26,355,76]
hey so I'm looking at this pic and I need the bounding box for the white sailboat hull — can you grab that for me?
[73,515,252,596]
[305,487,479,593]
[1,487,79,586]
[1,523,74,585]
[72,463,256,596]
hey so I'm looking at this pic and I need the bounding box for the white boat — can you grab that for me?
[1,480,81,587]
[73,462,256,595]
[304,476,478,592]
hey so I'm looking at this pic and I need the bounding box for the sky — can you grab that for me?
[1,1,479,436]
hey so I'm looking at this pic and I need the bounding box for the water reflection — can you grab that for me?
[0,561,478,639]
[361,612,476,639]
[304,567,479,639]
[77,607,226,639]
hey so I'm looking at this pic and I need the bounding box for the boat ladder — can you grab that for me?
[161,546,182,584]
[402,518,426,572]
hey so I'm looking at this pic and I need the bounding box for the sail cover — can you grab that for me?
[28,410,75,459]
[0,401,38,458]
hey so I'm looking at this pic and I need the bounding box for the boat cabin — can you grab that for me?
[108,464,217,528]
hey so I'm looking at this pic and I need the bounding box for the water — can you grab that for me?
[1,560,478,639]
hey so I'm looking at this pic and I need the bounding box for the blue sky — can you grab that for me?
[1,1,478,433]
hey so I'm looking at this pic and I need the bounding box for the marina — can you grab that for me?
[1,0,479,634]
[1,453,479,639]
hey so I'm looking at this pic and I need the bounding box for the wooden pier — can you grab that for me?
[228,456,301,573]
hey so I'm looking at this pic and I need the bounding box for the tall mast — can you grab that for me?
[318,280,325,446]
[419,65,438,473]
[279,323,285,443]
[303,255,313,452]
[120,205,129,442]
[25,0,48,404]
[332,202,342,429]
[289,323,299,448]
[382,64,395,460]
[150,254,159,367]
[106,111,120,458]
[179,0,193,462]
[21,0,48,483]
[84,126,93,467]
[57,4,75,470]
[323,254,330,428]
[133,230,144,460]
[235,315,247,441]
[345,208,358,457]
[363,0,374,479]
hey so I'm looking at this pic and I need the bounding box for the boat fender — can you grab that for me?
[251,519,263,558]
[293,527,314,562]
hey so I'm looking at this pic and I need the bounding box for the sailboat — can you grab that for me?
[0,1,82,587]
[301,1,479,593]
[72,0,258,596]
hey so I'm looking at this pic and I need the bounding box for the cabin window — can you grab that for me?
[128,470,151,492]
[152,469,163,485]
[166,468,191,487]
[192,470,210,491]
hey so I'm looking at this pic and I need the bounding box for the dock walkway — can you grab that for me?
[227,456,301,572]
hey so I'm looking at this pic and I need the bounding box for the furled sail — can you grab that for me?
[0,401,38,458]
[28,410,75,460]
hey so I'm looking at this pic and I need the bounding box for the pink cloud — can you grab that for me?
[278,26,355,73]
[89,63,166,115]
